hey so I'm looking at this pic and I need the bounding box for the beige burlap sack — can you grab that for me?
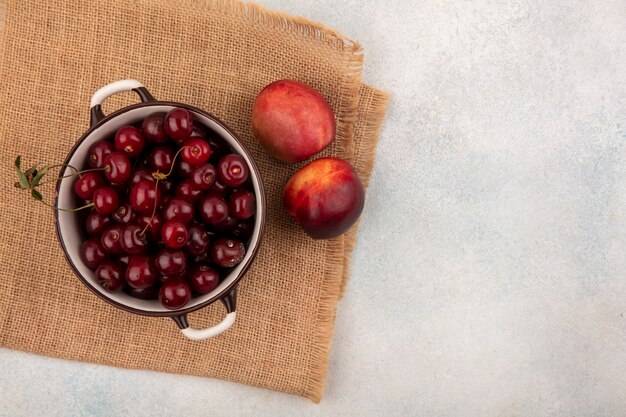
[0,0,388,402]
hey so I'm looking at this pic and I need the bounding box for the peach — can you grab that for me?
[283,157,365,239]
[251,80,336,163]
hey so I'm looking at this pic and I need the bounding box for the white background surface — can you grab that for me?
[1,1,625,416]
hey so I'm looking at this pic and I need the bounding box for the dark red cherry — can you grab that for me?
[186,224,211,256]
[130,179,161,214]
[228,190,256,219]
[191,122,206,138]
[159,178,175,194]
[120,224,149,254]
[93,186,119,215]
[95,261,125,292]
[118,255,130,265]
[164,108,193,142]
[231,218,255,241]
[126,255,157,289]
[81,238,108,269]
[213,216,237,233]
[159,280,191,310]
[181,138,211,166]
[190,163,217,190]
[161,219,189,249]
[74,172,105,200]
[217,154,249,187]
[114,126,145,157]
[188,264,219,294]
[210,238,245,268]
[162,198,194,224]
[137,213,163,241]
[209,180,228,196]
[103,152,132,184]
[175,180,203,202]
[87,140,113,169]
[85,210,111,235]
[100,224,126,255]
[199,195,229,226]
[176,159,194,179]
[129,167,155,186]
[112,202,135,224]
[148,146,175,172]
[155,249,187,277]
[207,136,228,161]
[141,113,168,143]
[125,285,158,300]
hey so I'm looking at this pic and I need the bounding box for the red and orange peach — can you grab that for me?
[283,157,364,239]
[251,80,336,163]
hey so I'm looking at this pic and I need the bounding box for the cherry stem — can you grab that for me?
[36,167,106,186]
[139,179,160,237]
[39,199,94,212]
[140,146,191,237]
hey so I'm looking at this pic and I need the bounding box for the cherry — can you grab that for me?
[228,190,256,219]
[121,224,149,254]
[119,255,130,265]
[217,154,249,187]
[103,152,132,184]
[87,140,113,169]
[176,159,194,179]
[130,179,161,214]
[81,238,109,269]
[199,195,229,226]
[159,280,191,309]
[186,224,211,256]
[137,212,163,240]
[191,122,206,138]
[164,108,193,142]
[162,198,194,224]
[161,219,189,249]
[190,163,217,190]
[210,238,245,268]
[148,146,175,172]
[175,180,202,202]
[159,194,173,210]
[181,138,211,165]
[213,216,237,233]
[209,179,228,196]
[125,285,158,300]
[160,180,175,195]
[141,113,168,143]
[207,136,228,161]
[74,172,105,200]
[114,126,145,157]
[100,224,126,255]
[112,202,135,224]
[155,249,186,277]
[232,218,255,241]
[93,186,119,214]
[95,261,125,292]
[129,167,154,186]
[126,255,157,289]
[188,264,220,294]
[85,210,111,235]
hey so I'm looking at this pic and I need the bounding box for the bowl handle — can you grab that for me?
[89,79,156,126]
[171,287,237,341]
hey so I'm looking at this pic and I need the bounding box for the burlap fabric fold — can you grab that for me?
[0,0,388,402]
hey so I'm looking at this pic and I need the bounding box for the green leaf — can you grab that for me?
[31,189,43,201]
[30,165,50,188]
[24,166,37,177]
[14,156,29,189]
